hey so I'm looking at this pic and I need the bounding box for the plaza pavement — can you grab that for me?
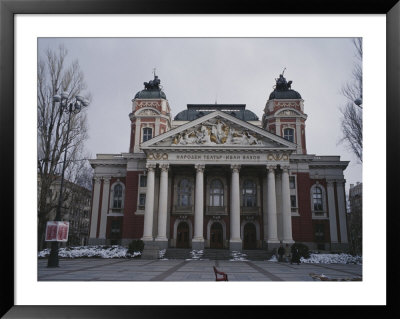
[38,258,362,281]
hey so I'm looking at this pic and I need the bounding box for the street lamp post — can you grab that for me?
[47,92,89,268]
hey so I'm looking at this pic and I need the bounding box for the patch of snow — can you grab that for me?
[229,250,248,261]
[301,253,362,265]
[38,245,141,259]
[268,255,278,262]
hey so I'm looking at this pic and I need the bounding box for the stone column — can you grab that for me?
[336,180,348,244]
[192,164,205,250]
[142,163,156,242]
[266,165,279,245]
[230,164,242,251]
[155,164,169,248]
[99,177,111,241]
[327,180,339,245]
[89,177,102,242]
[281,165,294,243]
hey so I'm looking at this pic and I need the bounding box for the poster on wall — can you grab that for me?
[45,221,69,242]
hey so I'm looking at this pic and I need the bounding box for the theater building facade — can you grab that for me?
[88,74,349,252]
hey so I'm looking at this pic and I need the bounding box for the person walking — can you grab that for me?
[291,245,301,265]
[277,244,285,262]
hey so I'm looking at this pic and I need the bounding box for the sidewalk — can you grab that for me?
[38,258,362,281]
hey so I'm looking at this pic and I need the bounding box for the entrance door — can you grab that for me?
[110,219,122,245]
[243,223,257,249]
[210,222,223,249]
[176,222,190,248]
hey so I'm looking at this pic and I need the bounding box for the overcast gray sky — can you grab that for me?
[38,37,362,192]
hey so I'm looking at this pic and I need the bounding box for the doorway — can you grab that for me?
[210,222,223,249]
[243,223,257,249]
[176,222,190,248]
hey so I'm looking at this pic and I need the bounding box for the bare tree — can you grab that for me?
[37,45,91,250]
[340,38,363,163]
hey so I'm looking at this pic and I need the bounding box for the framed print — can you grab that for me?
[1,0,399,317]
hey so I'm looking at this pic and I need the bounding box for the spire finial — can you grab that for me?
[282,67,286,76]
[153,68,157,78]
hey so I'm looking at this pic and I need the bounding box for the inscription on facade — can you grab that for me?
[175,154,261,161]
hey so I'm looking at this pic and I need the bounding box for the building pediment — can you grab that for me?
[141,110,296,151]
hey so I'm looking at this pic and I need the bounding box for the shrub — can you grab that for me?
[128,240,144,254]
[291,242,310,259]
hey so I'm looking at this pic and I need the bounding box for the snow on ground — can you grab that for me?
[38,246,361,264]
[229,251,248,261]
[268,253,362,265]
[38,245,141,259]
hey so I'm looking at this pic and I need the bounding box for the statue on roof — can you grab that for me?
[144,73,161,90]
[274,68,293,91]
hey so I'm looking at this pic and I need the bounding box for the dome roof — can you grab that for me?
[174,104,259,121]
[134,90,166,99]
[269,89,301,100]
[134,75,166,100]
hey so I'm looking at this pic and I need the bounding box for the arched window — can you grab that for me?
[143,127,153,142]
[113,184,123,209]
[210,179,224,206]
[312,187,323,211]
[242,180,257,207]
[178,179,191,206]
[283,128,294,142]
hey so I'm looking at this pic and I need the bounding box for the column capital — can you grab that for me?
[231,164,241,173]
[159,163,170,172]
[336,179,346,185]
[327,180,335,186]
[94,177,102,184]
[281,165,290,172]
[146,163,157,171]
[194,164,205,172]
[266,165,277,172]
[102,177,111,184]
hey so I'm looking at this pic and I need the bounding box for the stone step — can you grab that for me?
[163,248,274,261]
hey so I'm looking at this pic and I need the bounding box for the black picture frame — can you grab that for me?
[1,0,398,317]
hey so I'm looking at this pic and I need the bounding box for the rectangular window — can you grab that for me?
[140,175,147,187]
[290,195,297,208]
[139,193,146,209]
[289,176,296,189]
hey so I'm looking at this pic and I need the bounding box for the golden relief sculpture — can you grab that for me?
[171,119,264,146]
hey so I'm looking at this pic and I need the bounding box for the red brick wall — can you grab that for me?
[122,171,145,239]
[292,172,313,242]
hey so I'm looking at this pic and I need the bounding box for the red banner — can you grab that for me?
[45,221,69,242]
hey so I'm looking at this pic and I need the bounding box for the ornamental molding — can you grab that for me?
[147,152,168,160]
[135,107,161,116]
[135,101,161,109]
[141,110,297,151]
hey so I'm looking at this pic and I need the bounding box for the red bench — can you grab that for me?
[213,266,228,281]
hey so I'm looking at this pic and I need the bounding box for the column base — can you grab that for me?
[154,238,168,249]
[141,236,154,242]
[282,239,295,244]
[88,238,106,245]
[141,242,160,260]
[192,239,205,250]
[229,240,242,252]
[265,241,281,251]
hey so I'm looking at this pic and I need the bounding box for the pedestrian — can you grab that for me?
[291,245,301,265]
[277,244,285,262]
[284,243,291,262]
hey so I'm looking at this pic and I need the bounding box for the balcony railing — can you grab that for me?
[206,206,227,215]
[241,206,260,215]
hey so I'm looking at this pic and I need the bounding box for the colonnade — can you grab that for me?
[141,162,294,248]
